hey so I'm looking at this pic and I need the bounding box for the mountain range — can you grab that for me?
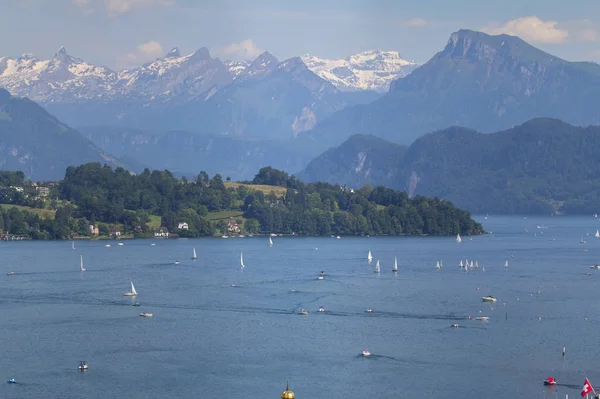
[0,88,130,180]
[4,28,600,213]
[299,118,600,214]
[305,29,600,150]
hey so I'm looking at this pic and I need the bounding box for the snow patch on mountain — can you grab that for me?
[301,50,419,92]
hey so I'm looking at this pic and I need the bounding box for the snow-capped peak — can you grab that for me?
[301,50,419,92]
[165,47,181,58]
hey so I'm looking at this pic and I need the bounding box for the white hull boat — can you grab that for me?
[123,280,138,296]
[481,296,497,303]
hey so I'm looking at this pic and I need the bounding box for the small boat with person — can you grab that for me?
[298,309,309,316]
[362,350,371,357]
[318,306,325,312]
[543,376,557,386]
[78,361,88,371]
[591,264,600,270]
[7,378,16,384]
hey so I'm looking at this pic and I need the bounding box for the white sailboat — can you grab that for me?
[72,240,75,250]
[392,256,398,272]
[240,251,245,268]
[123,280,137,296]
[269,236,273,247]
[375,260,380,274]
[504,260,509,268]
[475,261,479,269]
[435,261,441,270]
[80,255,85,272]
[456,233,462,243]
[596,230,600,238]
[191,248,197,260]
[459,260,464,268]
[367,250,373,263]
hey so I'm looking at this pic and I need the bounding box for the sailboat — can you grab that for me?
[504,260,509,268]
[123,280,137,296]
[72,240,75,250]
[269,236,273,247]
[459,260,464,268]
[456,233,462,243]
[596,230,600,238]
[191,248,197,260]
[367,250,373,263]
[240,251,245,268]
[80,255,85,272]
[435,261,441,270]
[375,260,380,274]
[392,256,398,272]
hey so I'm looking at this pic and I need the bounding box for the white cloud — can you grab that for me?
[137,40,163,57]
[117,40,164,68]
[482,16,569,44]
[398,18,430,27]
[214,40,263,61]
[72,0,175,16]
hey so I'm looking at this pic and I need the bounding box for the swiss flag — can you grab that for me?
[582,378,594,397]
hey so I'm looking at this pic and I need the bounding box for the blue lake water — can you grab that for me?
[1,215,600,398]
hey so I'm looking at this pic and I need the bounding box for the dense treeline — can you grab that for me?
[0,164,483,239]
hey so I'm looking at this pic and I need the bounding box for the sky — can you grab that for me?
[3,0,600,69]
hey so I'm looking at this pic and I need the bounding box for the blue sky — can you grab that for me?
[3,0,600,69]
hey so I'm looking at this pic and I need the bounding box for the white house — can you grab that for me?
[177,222,189,230]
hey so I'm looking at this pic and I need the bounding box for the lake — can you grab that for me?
[0,215,599,399]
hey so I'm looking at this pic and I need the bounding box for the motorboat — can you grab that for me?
[231,284,237,287]
[366,308,373,313]
[474,316,490,321]
[481,296,497,303]
[132,303,140,307]
[105,244,111,247]
[451,323,459,328]
[139,313,153,317]
[298,309,309,315]
[591,264,600,269]
[318,275,324,280]
[543,376,557,386]
[362,350,371,357]
[174,261,180,265]
[118,242,124,246]
[318,306,325,312]
[78,361,88,371]
[7,378,16,384]
[6,271,14,275]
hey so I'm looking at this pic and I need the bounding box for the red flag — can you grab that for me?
[582,378,594,397]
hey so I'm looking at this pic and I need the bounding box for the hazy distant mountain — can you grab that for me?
[296,134,406,188]
[78,125,313,180]
[301,50,419,92]
[0,89,130,180]
[299,118,600,214]
[306,29,600,151]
